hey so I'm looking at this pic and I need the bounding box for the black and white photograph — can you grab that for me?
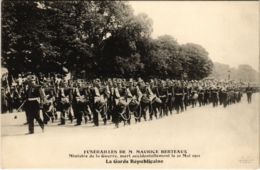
[1,1,259,169]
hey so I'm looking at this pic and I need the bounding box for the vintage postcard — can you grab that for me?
[1,1,259,169]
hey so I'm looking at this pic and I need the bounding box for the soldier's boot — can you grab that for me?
[54,113,58,120]
[84,116,88,124]
[149,113,153,121]
[69,114,73,123]
[165,108,168,116]
[127,119,131,125]
[159,110,163,118]
[58,115,65,125]
[41,125,44,132]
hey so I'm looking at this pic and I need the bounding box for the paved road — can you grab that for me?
[1,94,259,168]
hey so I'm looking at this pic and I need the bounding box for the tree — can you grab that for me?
[2,1,214,80]
[100,13,153,77]
[180,43,213,80]
[2,1,138,77]
[2,1,46,75]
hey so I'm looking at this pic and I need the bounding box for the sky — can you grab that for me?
[129,1,259,71]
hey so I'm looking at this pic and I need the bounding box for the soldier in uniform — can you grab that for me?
[211,85,219,107]
[197,82,204,107]
[111,79,126,127]
[6,87,14,113]
[138,79,150,121]
[149,79,160,119]
[91,79,107,126]
[23,75,45,134]
[57,81,73,125]
[190,81,198,108]
[203,83,211,105]
[42,87,56,124]
[1,87,8,113]
[166,80,175,114]
[174,81,185,113]
[128,79,143,123]
[245,83,253,103]
[74,82,88,125]
[221,85,229,108]
[158,80,169,117]
[106,79,114,121]
[183,81,190,111]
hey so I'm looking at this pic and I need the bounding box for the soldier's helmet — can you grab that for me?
[27,74,37,86]
[137,77,143,83]
[127,78,134,87]
[107,79,113,86]
[117,79,122,84]
[129,78,133,83]
[76,79,82,86]
[93,78,101,86]
[27,74,36,82]
[160,80,166,87]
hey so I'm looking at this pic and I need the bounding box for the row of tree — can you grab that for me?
[210,62,259,82]
[2,1,213,80]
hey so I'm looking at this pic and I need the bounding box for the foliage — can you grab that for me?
[210,62,259,82]
[2,1,213,80]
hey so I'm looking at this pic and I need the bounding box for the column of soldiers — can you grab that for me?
[1,73,258,133]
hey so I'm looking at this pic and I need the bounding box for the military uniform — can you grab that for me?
[139,82,150,121]
[211,86,219,107]
[91,80,106,126]
[167,81,175,114]
[198,86,204,107]
[74,86,88,125]
[57,87,73,125]
[23,75,44,134]
[158,82,168,117]
[174,83,184,113]
[42,87,56,124]
[245,85,253,103]
[149,82,160,119]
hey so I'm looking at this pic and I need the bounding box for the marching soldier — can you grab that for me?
[128,79,142,123]
[183,81,190,111]
[74,82,86,125]
[57,81,73,125]
[42,87,56,124]
[198,83,204,107]
[203,84,211,105]
[149,79,160,119]
[106,79,114,121]
[245,83,253,103]
[174,81,185,113]
[1,87,8,113]
[190,81,198,108]
[138,79,150,121]
[91,79,107,126]
[166,80,175,114]
[211,85,219,107]
[23,75,45,134]
[158,80,169,117]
